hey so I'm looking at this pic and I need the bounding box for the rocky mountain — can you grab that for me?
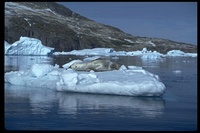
[5,2,197,54]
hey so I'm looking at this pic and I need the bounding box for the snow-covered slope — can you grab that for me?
[5,37,54,55]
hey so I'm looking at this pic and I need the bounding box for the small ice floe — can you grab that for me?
[172,70,182,74]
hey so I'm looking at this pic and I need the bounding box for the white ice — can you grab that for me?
[55,48,115,56]
[5,37,54,55]
[167,50,197,57]
[5,59,166,96]
[172,70,182,74]
[4,41,11,54]
[53,47,197,59]
[4,37,197,58]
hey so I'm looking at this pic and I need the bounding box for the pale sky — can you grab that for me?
[58,2,197,45]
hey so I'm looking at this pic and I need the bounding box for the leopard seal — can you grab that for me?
[70,58,120,72]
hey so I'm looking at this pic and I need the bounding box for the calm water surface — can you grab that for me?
[4,55,197,131]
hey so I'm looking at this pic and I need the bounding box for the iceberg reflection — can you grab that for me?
[5,83,165,118]
[4,55,54,72]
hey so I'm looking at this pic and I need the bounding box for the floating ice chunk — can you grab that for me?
[53,46,197,58]
[141,48,148,53]
[31,64,54,77]
[172,70,182,74]
[140,52,164,61]
[111,56,119,60]
[61,71,78,86]
[5,72,25,85]
[185,53,197,57]
[54,48,115,56]
[5,37,54,55]
[119,65,127,71]
[167,50,185,56]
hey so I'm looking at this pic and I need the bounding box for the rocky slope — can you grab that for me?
[5,2,197,54]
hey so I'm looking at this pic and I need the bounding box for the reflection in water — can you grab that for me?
[4,55,54,72]
[4,55,197,130]
[57,93,165,118]
[5,83,165,119]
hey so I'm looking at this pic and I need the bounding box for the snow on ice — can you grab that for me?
[5,37,54,55]
[53,47,197,58]
[5,58,166,96]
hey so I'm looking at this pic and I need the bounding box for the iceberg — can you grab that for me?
[53,47,197,59]
[54,48,115,56]
[167,50,197,57]
[5,37,196,58]
[5,59,166,97]
[172,70,182,74]
[5,37,54,55]
[167,50,186,56]
[139,48,164,61]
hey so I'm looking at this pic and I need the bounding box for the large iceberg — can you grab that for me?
[5,59,166,97]
[5,37,54,55]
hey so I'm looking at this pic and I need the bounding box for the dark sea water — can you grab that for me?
[4,55,197,131]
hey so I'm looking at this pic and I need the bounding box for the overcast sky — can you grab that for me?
[58,2,197,45]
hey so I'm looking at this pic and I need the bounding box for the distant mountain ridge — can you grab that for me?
[5,2,197,54]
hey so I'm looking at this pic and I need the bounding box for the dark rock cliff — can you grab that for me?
[5,2,197,54]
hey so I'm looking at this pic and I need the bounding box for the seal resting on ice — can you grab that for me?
[70,58,120,72]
